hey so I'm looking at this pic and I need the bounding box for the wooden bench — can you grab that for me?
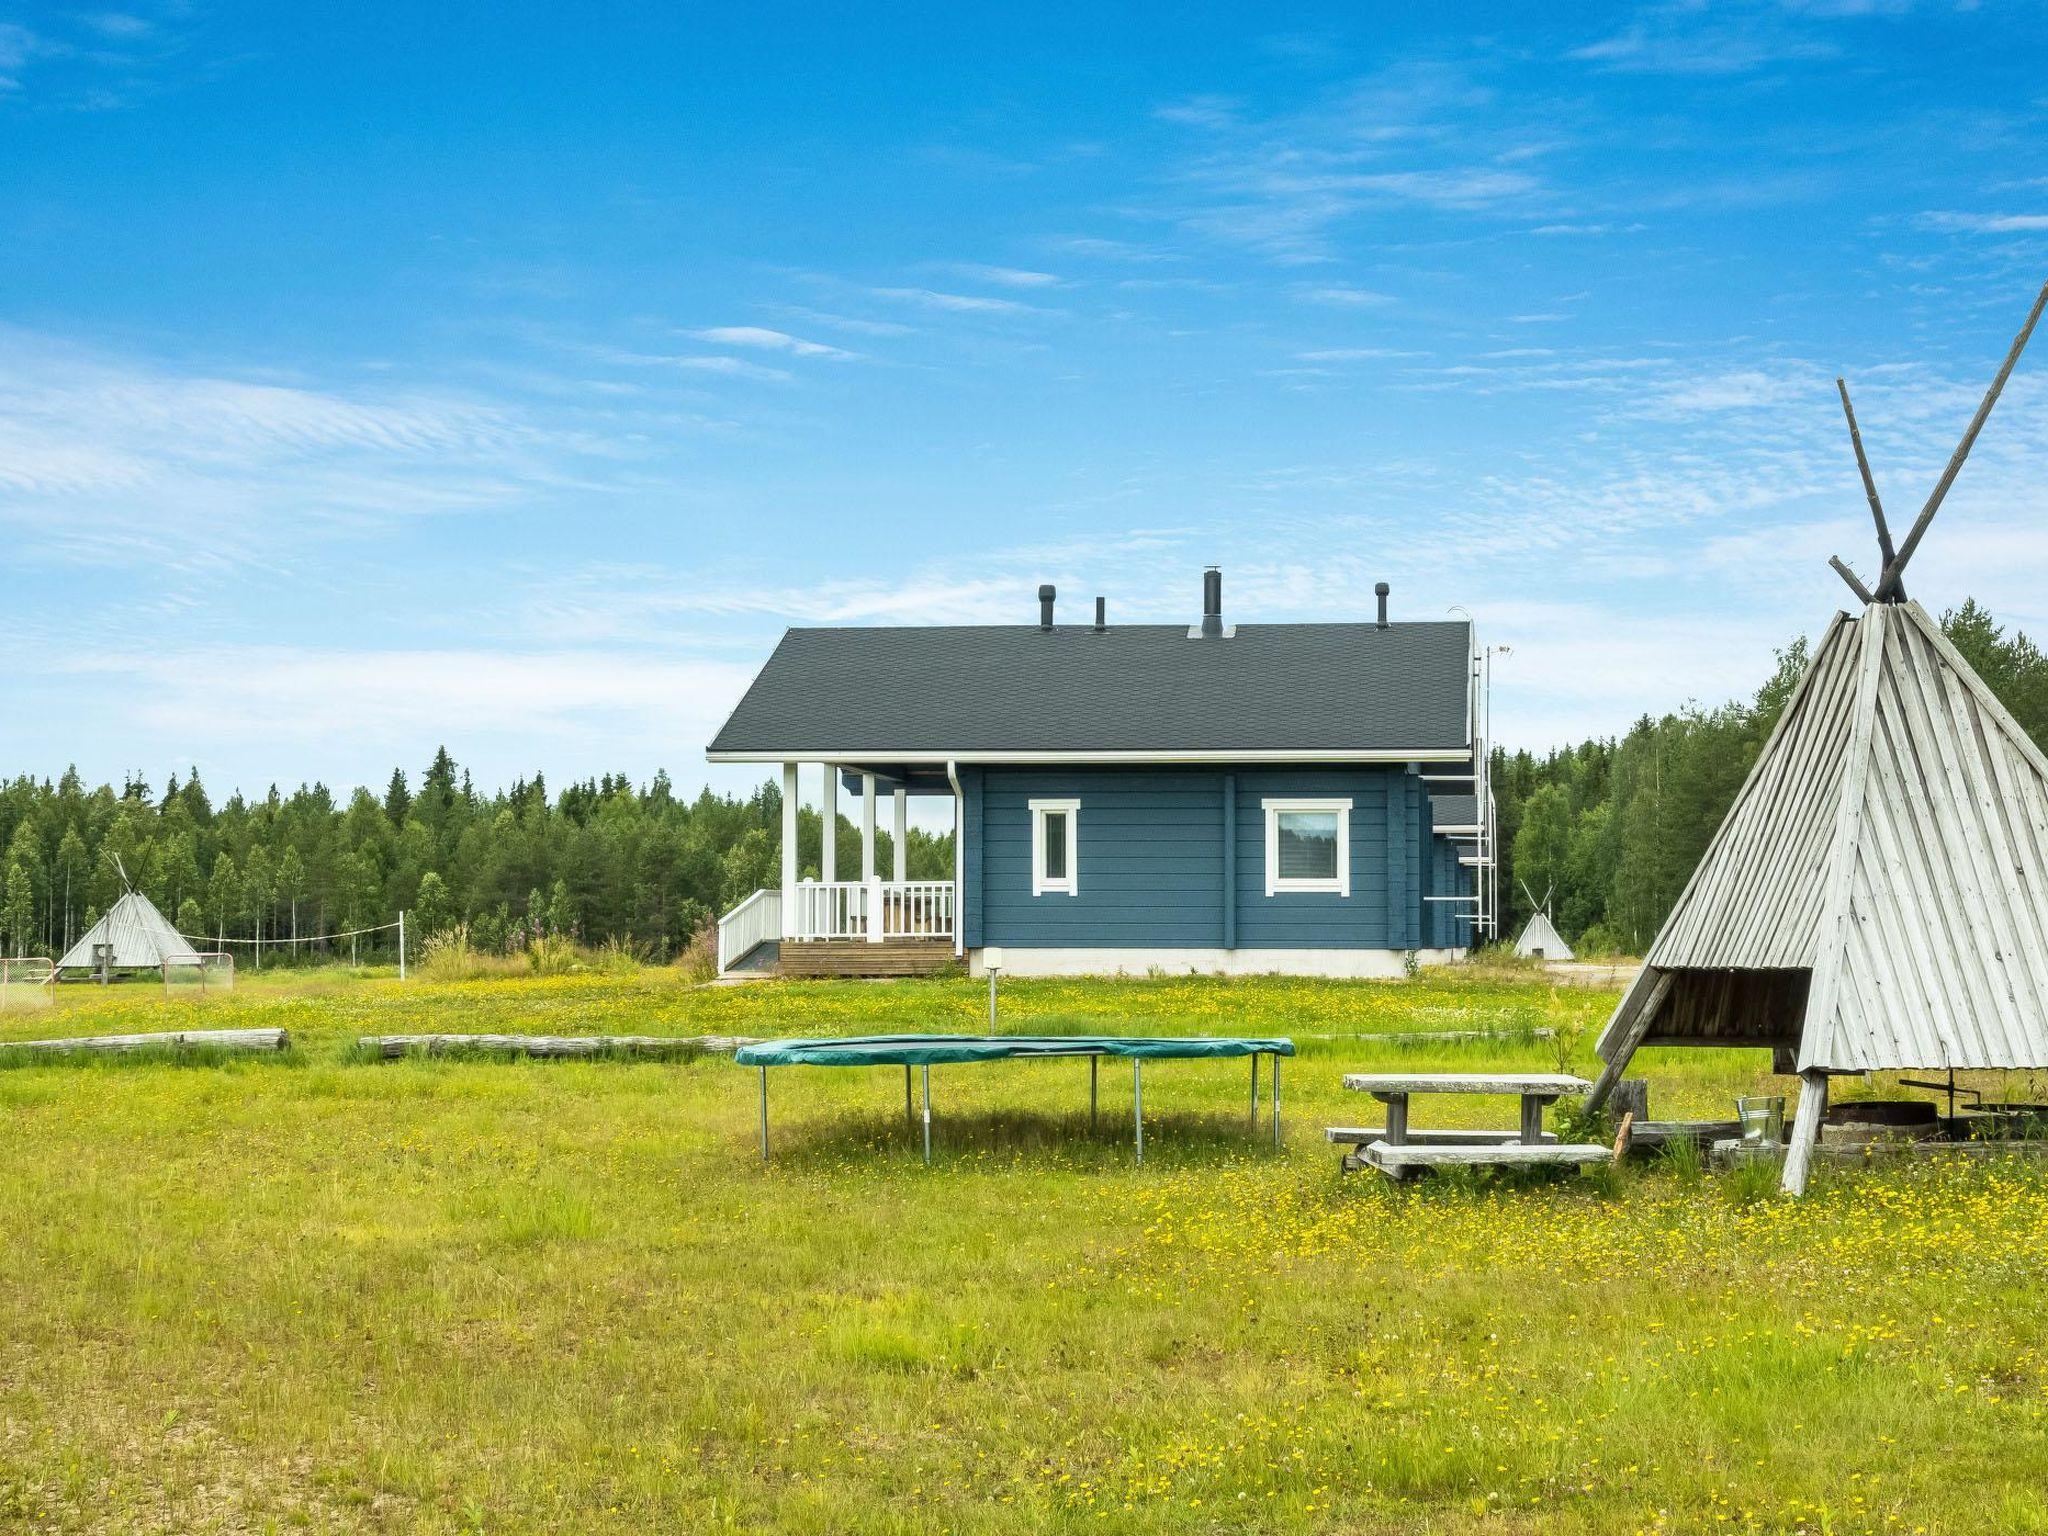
[1335,1072,1608,1180]
[1365,1140,1615,1173]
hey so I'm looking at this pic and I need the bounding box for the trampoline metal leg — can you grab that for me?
[1090,1055,1098,1132]
[921,1064,932,1165]
[1272,1054,1282,1150]
[905,1063,913,1123]
[1133,1060,1144,1166]
[759,1065,770,1163]
[1249,1054,1259,1130]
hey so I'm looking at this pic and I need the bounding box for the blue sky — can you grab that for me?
[4,1,2048,807]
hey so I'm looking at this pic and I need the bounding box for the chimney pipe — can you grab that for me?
[1038,584,1056,631]
[1200,566,1223,638]
[1375,581,1390,629]
[1093,596,1106,633]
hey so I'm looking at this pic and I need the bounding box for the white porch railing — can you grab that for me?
[717,881,955,973]
[716,889,782,974]
[793,880,955,944]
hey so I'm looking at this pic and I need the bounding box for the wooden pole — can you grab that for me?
[1829,556,1876,606]
[1781,1069,1831,1196]
[397,910,406,981]
[1836,377,1900,595]
[1876,279,2048,599]
[1584,969,1672,1116]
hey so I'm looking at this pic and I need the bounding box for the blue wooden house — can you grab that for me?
[709,571,1495,977]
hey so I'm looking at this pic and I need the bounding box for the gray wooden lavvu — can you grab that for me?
[1590,279,2048,1196]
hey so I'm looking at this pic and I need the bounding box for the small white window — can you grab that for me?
[1030,798,1080,896]
[1263,798,1350,897]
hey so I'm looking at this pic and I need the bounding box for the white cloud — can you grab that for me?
[1294,285,1395,307]
[690,326,854,358]
[1918,211,2048,234]
[945,264,1064,288]
[1296,346,1419,360]
[42,644,763,790]
[0,326,670,572]
[868,286,1040,314]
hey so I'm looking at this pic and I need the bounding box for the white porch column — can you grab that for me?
[892,784,908,881]
[821,764,838,883]
[780,761,800,940]
[861,773,882,943]
[861,774,877,880]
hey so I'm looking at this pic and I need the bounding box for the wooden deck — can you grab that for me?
[776,939,957,978]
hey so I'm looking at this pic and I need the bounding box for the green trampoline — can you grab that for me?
[735,1034,1296,1163]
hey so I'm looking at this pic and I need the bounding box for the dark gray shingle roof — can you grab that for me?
[1432,794,1479,830]
[709,621,1472,758]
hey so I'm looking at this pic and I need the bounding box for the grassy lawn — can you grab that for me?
[3,966,2047,1533]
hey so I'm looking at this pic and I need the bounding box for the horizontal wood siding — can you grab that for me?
[1425,833,1471,949]
[975,765,1429,950]
[1234,768,1412,949]
[980,769,1225,946]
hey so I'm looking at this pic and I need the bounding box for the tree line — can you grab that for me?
[7,599,2041,966]
[1493,599,2048,954]
[0,748,952,963]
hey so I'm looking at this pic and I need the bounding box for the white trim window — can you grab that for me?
[1029,798,1080,896]
[1262,798,1351,897]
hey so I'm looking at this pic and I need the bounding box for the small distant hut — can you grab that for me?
[1514,909,1573,962]
[55,889,203,983]
[1588,279,2048,1194]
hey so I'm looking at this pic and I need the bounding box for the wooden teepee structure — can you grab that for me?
[1588,279,2048,1194]
[1514,882,1574,960]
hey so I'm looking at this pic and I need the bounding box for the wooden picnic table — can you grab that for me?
[1335,1072,1604,1178]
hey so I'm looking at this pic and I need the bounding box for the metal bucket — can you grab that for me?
[1735,1095,1786,1146]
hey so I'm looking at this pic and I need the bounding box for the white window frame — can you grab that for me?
[1263,797,1351,897]
[1029,798,1080,896]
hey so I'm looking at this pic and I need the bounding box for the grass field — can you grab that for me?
[4,965,2048,1534]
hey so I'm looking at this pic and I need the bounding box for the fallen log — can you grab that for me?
[357,1033,754,1059]
[0,1027,288,1056]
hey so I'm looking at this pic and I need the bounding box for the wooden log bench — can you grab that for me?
[1335,1072,1609,1180]
[0,1027,288,1057]
[356,1034,754,1059]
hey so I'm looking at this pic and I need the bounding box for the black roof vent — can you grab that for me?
[1375,582,1390,628]
[1038,584,1056,631]
[1188,566,1233,639]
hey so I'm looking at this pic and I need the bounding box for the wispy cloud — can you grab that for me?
[1918,211,2048,234]
[943,264,1064,288]
[1154,95,1240,130]
[1148,59,1556,261]
[1045,235,1178,263]
[1296,347,1420,361]
[0,327,652,571]
[868,286,1043,314]
[1568,13,1839,76]
[1293,284,1395,307]
[689,325,855,359]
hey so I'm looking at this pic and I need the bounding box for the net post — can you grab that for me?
[759,1065,770,1163]
[921,1064,932,1165]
